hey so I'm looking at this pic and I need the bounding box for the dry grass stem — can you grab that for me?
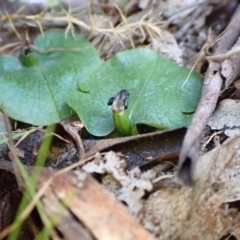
[207,47,240,61]
[0,4,165,52]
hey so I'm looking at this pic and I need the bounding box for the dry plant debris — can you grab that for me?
[2,0,240,240]
[178,3,240,186]
[83,152,155,220]
[208,99,240,137]
[143,137,240,239]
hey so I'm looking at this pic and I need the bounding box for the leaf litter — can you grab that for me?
[1,0,240,240]
[208,99,240,137]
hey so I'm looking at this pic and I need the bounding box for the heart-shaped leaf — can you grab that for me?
[67,48,202,136]
[0,29,100,125]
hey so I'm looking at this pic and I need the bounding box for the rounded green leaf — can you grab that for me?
[0,29,101,125]
[67,48,202,136]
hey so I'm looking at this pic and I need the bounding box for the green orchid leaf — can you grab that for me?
[0,29,101,125]
[67,48,202,136]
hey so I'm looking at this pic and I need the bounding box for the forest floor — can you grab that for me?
[1,0,240,239]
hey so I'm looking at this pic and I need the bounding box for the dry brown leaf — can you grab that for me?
[208,99,240,137]
[84,128,186,169]
[178,5,240,185]
[143,137,240,239]
[40,166,154,240]
[150,30,184,66]
[83,152,155,220]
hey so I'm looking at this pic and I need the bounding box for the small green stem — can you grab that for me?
[108,89,138,136]
[130,124,138,135]
[113,110,131,135]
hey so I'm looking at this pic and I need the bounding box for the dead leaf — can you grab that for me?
[40,165,154,240]
[84,127,186,169]
[151,30,184,66]
[143,137,240,239]
[178,5,240,185]
[159,0,202,22]
[83,152,154,220]
[208,99,240,137]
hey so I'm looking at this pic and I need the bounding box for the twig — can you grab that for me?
[206,46,240,61]
[178,4,240,185]
[174,3,211,40]
[223,37,240,88]
[60,119,85,160]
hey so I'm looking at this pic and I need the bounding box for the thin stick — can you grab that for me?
[178,5,240,185]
